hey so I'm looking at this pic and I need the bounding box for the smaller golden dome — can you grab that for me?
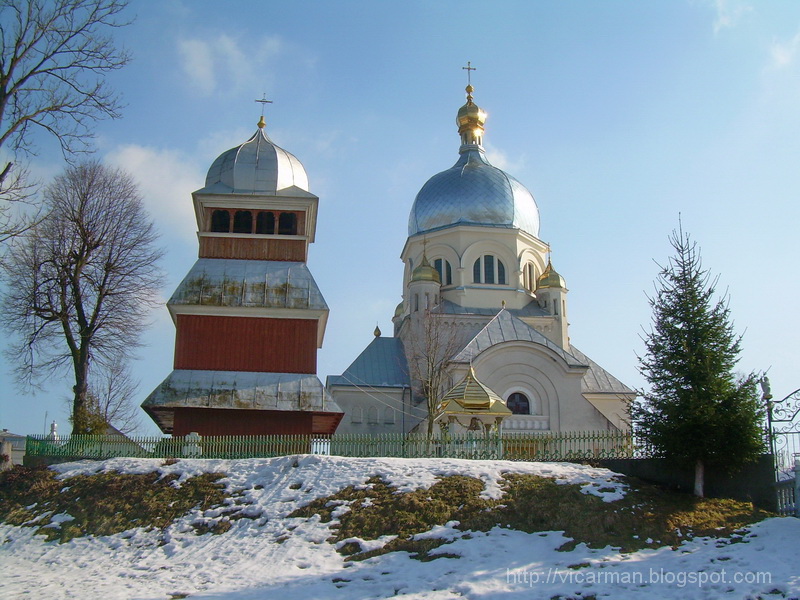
[437,367,511,415]
[374,325,382,337]
[394,301,405,318]
[411,255,441,284]
[456,84,487,146]
[537,260,566,289]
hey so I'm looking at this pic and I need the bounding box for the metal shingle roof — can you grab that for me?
[169,259,328,311]
[452,309,586,368]
[327,337,409,389]
[142,370,341,413]
[569,346,636,395]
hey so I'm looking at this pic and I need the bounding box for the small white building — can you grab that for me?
[0,429,26,466]
[328,83,634,434]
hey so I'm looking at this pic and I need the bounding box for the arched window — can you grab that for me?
[524,262,536,292]
[434,258,453,285]
[278,212,297,235]
[507,392,530,415]
[383,407,395,424]
[351,407,363,424]
[367,406,379,424]
[472,255,506,284]
[256,211,275,234]
[210,210,230,233]
[233,210,252,233]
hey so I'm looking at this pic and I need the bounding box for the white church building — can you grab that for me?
[327,82,634,435]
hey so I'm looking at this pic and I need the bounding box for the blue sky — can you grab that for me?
[2,0,799,436]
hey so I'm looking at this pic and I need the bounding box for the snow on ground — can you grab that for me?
[2,455,798,599]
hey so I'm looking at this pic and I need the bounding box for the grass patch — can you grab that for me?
[0,465,248,543]
[287,472,772,560]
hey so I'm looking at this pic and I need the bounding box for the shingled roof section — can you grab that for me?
[569,346,635,395]
[327,337,409,389]
[451,309,587,368]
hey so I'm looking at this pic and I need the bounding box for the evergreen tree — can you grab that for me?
[632,225,764,497]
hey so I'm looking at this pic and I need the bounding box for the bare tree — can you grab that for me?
[0,0,131,240]
[80,357,141,435]
[1,161,163,434]
[406,308,465,438]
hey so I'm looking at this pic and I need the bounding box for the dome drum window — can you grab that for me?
[473,255,506,285]
[434,258,453,286]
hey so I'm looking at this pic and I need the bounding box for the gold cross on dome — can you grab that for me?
[462,61,476,85]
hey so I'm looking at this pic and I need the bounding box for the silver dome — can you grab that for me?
[204,126,309,194]
[408,147,540,237]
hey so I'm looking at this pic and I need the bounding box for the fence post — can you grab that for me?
[794,457,800,518]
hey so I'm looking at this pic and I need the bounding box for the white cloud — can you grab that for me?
[711,0,752,34]
[484,143,526,174]
[770,29,800,69]
[177,39,216,95]
[176,34,283,96]
[104,144,203,243]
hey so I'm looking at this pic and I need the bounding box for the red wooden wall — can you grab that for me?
[174,315,317,373]
[173,407,313,436]
[199,237,306,261]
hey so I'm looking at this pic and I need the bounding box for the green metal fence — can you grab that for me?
[25,430,641,462]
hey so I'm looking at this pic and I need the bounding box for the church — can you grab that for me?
[327,82,634,436]
[141,77,632,438]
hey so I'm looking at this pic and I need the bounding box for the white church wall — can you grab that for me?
[329,387,420,435]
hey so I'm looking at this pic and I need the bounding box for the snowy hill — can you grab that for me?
[1,455,798,599]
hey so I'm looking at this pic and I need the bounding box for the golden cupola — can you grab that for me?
[537,260,566,290]
[457,84,487,147]
[411,254,441,284]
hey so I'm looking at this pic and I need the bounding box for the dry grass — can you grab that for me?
[288,472,773,560]
[0,464,243,543]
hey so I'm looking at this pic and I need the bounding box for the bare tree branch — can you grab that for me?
[0,0,131,242]
[405,308,465,438]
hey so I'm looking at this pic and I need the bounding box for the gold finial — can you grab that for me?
[501,300,506,309]
[255,93,273,128]
[374,324,382,337]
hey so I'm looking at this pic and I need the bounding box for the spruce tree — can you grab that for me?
[632,225,764,497]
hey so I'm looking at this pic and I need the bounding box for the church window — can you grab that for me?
[434,258,453,285]
[233,210,252,233]
[507,392,530,415]
[473,255,506,284]
[525,263,536,292]
[351,407,363,424]
[210,209,230,233]
[383,407,395,424]
[414,294,419,312]
[278,212,297,235]
[367,406,379,424]
[256,211,275,234]
[484,255,495,283]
